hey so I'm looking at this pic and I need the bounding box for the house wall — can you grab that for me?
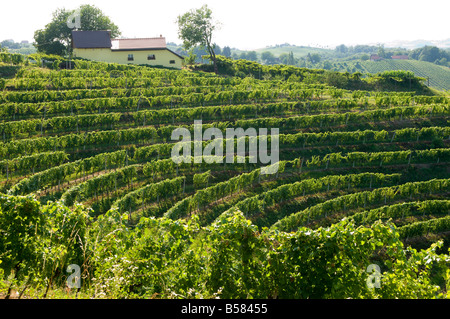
[73,48,183,69]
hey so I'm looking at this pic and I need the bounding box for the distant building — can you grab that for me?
[370,54,382,61]
[71,30,184,69]
[391,55,409,60]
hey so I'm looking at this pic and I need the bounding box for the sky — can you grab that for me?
[1,0,449,50]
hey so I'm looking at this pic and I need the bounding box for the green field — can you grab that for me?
[361,60,450,91]
[253,44,331,58]
[167,42,450,92]
[1,53,450,299]
[329,59,450,92]
[223,44,450,92]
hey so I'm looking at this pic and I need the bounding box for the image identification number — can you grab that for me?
[225,303,268,314]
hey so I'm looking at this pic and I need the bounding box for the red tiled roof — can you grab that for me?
[111,37,166,50]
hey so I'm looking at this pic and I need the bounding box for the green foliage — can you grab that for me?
[360,59,450,92]
[0,194,45,278]
[410,46,450,65]
[33,4,120,56]
[0,55,449,299]
[177,5,219,74]
[193,170,211,190]
[4,202,446,299]
[0,52,25,65]
[273,178,450,232]
[0,194,89,297]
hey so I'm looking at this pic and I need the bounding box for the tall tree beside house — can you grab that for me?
[34,4,120,56]
[177,5,220,74]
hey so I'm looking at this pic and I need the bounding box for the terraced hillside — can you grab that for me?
[1,55,449,299]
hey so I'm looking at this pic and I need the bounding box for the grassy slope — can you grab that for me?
[359,60,450,92]
[168,42,450,92]
[224,44,450,92]
[253,45,331,58]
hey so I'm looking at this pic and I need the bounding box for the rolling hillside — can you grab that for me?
[168,42,450,92]
[1,53,449,299]
[317,59,450,92]
[253,44,332,58]
[360,60,450,92]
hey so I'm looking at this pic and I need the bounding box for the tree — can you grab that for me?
[177,5,220,74]
[361,54,370,61]
[213,45,222,56]
[239,52,248,60]
[34,4,121,56]
[287,51,296,65]
[248,51,258,61]
[242,51,258,61]
[437,57,448,66]
[184,49,197,66]
[261,51,277,65]
[306,53,321,64]
[377,45,387,59]
[222,46,232,58]
[280,52,296,65]
[323,60,333,70]
[1,40,20,50]
[335,44,348,54]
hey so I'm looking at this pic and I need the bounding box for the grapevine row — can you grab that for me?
[272,178,450,232]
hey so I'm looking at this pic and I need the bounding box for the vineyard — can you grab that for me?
[361,60,450,92]
[331,59,450,92]
[0,53,450,299]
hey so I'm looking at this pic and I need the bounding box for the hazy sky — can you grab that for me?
[1,0,449,50]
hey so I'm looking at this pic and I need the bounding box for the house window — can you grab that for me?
[128,54,134,61]
[147,54,156,60]
[169,60,175,64]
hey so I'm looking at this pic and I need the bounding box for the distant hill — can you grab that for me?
[383,39,450,50]
[252,44,332,58]
[166,43,333,61]
[0,39,36,55]
[230,44,450,92]
[168,42,450,92]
